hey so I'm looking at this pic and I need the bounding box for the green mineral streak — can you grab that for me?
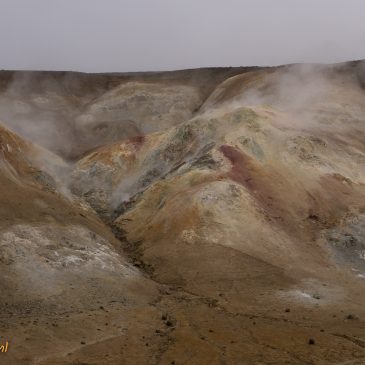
[231,108,259,124]
[238,136,264,160]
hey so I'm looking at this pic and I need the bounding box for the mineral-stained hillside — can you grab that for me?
[0,62,365,365]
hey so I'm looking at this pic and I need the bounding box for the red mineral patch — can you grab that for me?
[126,135,146,151]
[219,144,300,235]
[219,144,257,190]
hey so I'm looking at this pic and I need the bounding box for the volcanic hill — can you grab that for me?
[0,62,365,364]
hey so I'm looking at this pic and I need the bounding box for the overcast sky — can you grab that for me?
[0,0,364,72]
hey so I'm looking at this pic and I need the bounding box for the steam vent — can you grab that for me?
[1,62,365,364]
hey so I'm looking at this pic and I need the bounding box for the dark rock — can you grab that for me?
[308,214,319,221]
[165,320,173,327]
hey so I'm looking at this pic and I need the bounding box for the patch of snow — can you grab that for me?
[276,289,317,304]
[295,291,312,299]
[62,255,84,266]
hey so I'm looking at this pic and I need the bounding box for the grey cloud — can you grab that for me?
[0,0,364,72]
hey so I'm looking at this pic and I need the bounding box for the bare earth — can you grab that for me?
[0,62,365,364]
